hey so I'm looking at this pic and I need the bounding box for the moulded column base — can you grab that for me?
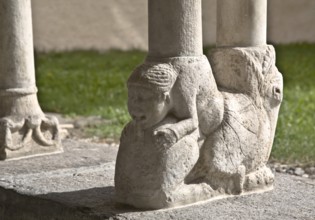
[0,92,62,160]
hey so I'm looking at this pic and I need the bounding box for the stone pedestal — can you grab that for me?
[0,0,61,160]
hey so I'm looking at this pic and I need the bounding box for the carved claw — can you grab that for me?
[0,115,60,151]
[1,117,25,131]
[33,125,55,146]
[5,128,33,151]
[32,116,59,147]
[3,126,14,150]
[26,116,42,129]
[42,116,60,141]
[154,128,177,151]
[24,116,54,146]
[0,117,27,151]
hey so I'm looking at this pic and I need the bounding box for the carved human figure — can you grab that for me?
[143,57,225,145]
[126,63,178,149]
[126,57,225,148]
[115,63,214,209]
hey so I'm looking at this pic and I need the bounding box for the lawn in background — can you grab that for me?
[271,44,315,166]
[35,50,145,138]
[35,44,315,166]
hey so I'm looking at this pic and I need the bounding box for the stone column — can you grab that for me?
[217,0,267,47]
[0,0,61,160]
[115,0,223,209]
[148,0,203,57]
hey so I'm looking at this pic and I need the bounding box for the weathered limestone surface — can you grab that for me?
[0,0,61,160]
[192,45,283,194]
[115,0,283,209]
[0,139,314,220]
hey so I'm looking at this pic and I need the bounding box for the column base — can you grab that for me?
[0,90,62,160]
[0,115,62,160]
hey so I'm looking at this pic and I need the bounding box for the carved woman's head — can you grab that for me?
[258,46,283,138]
[127,63,177,129]
[260,46,283,108]
[239,45,283,109]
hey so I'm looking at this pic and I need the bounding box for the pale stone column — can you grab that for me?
[0,0,61,160]
[148,0,203,57]
[216,0,267,47]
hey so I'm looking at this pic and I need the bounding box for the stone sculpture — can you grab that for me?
[115,0,283,209]
[0,0,61,160]
[188,45,283,194]
[115,59,219,209]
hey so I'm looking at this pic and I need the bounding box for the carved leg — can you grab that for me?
[159,135,214,208]
[0,0,61,160]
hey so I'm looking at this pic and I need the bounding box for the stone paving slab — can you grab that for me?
[0,139,314,220]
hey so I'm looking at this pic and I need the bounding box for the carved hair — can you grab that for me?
[223,46,275,109]
[127,63,177,93]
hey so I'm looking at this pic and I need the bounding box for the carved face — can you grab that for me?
[263,66,283,108]
[128,86,171,129]
[260,65,283,140]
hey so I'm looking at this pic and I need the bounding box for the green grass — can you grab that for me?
[35,44,315,165]
[271,44,315,165]
[35,50,145,138]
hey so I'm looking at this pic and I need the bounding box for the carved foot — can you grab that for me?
[116,183,215,210]
[243,165,274,192]
[213,165,246,195]
[0,115,61,160]
[228,165,246,194]
[164,183,216,208]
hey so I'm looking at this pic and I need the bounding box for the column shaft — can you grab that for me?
[148,0,203,57]
[0,0,35,89]
[217,0,267,47]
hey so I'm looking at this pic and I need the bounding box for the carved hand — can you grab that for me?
[153,127,177,151]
